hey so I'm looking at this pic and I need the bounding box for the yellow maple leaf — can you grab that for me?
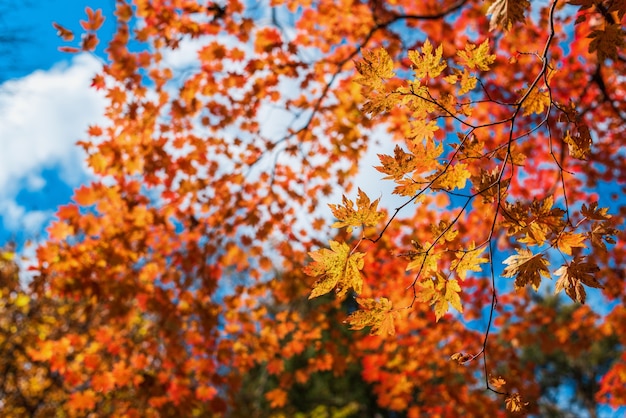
[329,188,384,232]
[397,83,437,115]
[430,220,458,243]
[520,86,550,116]
[406,242,441,275]
[408,39,447,80]
[431,163,471,191]
[418,276,463,321]
[556,232,586,256]
[444,68,478,95]
[451,242,488,280]
[456,40,496,71]
[345,297,398,336]
[304,240,365,299]
[502,248,550,291]
[444,279,463,314]
[409,118,439,142]
[354,47,395,90]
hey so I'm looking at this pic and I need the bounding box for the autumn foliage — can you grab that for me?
[3,0,625,416]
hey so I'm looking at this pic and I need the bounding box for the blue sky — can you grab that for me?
[0,1,117,246]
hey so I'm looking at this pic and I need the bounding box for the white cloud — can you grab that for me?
[0,54,105,200]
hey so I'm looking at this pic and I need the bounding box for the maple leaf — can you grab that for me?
[304,240,365,299]
[505,392,527,412]
[329,188,384,232]
[444,68,477,95]
[589,24,625,61]
[502,248,550,291]
[502,197,565,246]
[486,0,530,31]
[451,242,488,280]
[408,39,447,80]
[81,7,105,31]
[456,40,496,71]
[563,130,591,159]
[450,352,472,364]
[53,22,74,41]
[345,297,398,336]
[443,279,463,315]
[74,185,99,206]
[473,168,509,203]
[354,48,395,90]
[409,118,439,142]
[489,375,507,389]
[431,163,471,191]
[430,220,458,243]
[68,389,97,412]
[556,232,586,255]
[405,242,441,276]
[361,92,401,117]
[520,87,551,116]
[266,388,288,408]
[581,202,611,221]
[375,145,417,181]
[418,276,463,321]
[555,259,602,303]
[406,139,443,173]
[588,222,618,252]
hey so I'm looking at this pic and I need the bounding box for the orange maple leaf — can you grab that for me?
[68,389,97,412]
[52,22,74,41]
[266,388,288,408]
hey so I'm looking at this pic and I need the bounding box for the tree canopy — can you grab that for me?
[3,0,625,416]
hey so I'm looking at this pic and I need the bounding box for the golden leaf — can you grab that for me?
[520,87,550,116]
[505,393,527,412]
[489,375,507,389]
[451,242,488,280]
[556,232,586,256]
[431,163,471,191]
[408,39,447,80]
[562,130,591,160]
[406,242,441,275]
[304,241,365,299]
[502,248,550,291]
[375,145,417,181]
[345,297,398,336]
[329,188,384,232]
[457,40,496,71]
[418,276,463,321]
[354,47,395,90]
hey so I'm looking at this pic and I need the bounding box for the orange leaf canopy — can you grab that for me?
[22,0,626,416]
